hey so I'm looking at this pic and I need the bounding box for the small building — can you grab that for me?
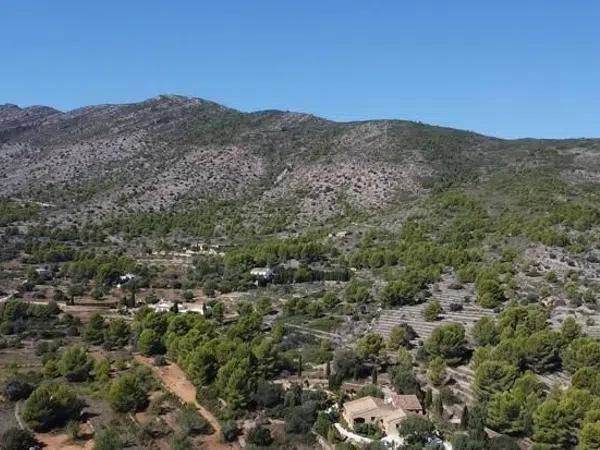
[250,267,274,279]
[149,299,206,315]
[34,267,52,281]
[342,394,423,436]
[116,273,136,288]
[179,302,206,315]
[150,299,173,313]
[250,267,274,286]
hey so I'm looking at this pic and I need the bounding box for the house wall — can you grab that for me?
[343,409,383,430]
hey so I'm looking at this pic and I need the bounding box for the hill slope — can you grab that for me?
[1,95,600,226]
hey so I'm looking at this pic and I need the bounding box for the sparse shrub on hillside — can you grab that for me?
[221,420,240,442]
[387,324,416,350]
[94,428,125,450]
[423,300,442,321]
[3,379,34,401]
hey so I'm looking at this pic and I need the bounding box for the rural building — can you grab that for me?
[250,267,274,285]
[342,394,423,436]
[250,267,274,279]
[116,273,136,288]
[148,299,206,315]
[178,302,206,315]
[34,267,52,280]
[149,299,174,313]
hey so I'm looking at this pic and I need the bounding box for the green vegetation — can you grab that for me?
[0,428,38,450]
[108,370,151,412]
[425,322,467,364]
[0,199,39,226]
[23,383,83,431]
[58,345,93,381]
[4,96,600,450]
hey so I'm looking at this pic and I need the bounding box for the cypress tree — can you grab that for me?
[461,405,469,429]
[434,394,443,417]
[424,388,433,409]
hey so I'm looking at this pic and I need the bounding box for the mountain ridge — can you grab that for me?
[1,96,599,228]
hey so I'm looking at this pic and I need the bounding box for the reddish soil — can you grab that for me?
[135,355,240,450]
[35,431,94,450]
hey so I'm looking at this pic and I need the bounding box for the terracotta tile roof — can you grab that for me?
[390,394,423,411]
[343,396,386,416]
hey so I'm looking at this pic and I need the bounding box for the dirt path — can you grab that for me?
[135,355,239,450]
[35,433,94,450]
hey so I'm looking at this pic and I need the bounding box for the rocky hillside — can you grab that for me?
[1,95,600,225]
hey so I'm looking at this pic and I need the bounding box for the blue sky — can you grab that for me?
[1,1,598,138]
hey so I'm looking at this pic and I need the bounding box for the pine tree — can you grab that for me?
[297,354,303,377]
[325,360,331,378]
[371,367,378,384]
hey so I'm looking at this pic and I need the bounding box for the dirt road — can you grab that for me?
[135,355,239,450]
[35,433,94,450]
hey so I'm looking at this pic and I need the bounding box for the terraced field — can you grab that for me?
[374,293,495,341]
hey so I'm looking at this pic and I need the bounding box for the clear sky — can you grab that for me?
[1,1,599,139]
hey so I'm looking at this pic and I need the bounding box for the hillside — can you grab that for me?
[4,96,600,450]
[2,95,599,230]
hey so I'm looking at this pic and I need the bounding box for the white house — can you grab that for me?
[250,267,274,278]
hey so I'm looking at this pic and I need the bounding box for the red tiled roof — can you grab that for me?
[390,394,422,411]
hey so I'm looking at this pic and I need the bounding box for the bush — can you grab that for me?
[93,358,111,383]
[398,415,435,445]
[247,425,273,446]
[392,367,421,396]
[313,411,334,437]
[221,420,239,442]
[357,384,384,399]
[253,380,283,408]
[387,324,416,350]
[0,321,14,335]
[2,379,34,401]
[22,383,83,431]
[178,404,209,435]
[66,420,80,439]
[0,427,38,450]
[423,300,442,321]
[94,428,124,450]
[354,422,384,439]
[448,302,463,312]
